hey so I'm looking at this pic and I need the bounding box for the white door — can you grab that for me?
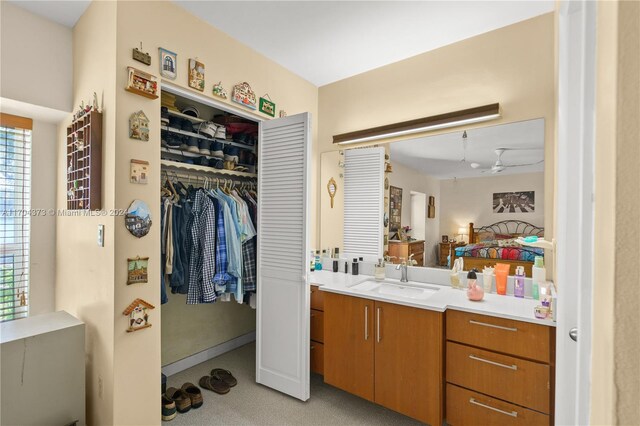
[256,112,311,400]
[556,1,595,424]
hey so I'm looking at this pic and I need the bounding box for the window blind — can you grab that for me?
[0,114,32,322]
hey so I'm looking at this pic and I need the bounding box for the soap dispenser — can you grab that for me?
[466,269,484,301]
[352,258,359,276]
[374,258,386,280]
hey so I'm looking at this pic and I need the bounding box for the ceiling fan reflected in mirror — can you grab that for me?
[471,148,544,174]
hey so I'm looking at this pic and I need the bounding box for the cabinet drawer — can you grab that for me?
[446,310,552,363]
[310,342,324,375]
[446,384,550,426]
[446,342,550,414]
[310,309,324,343]
[310,285,324,311]
[409,242,424,255]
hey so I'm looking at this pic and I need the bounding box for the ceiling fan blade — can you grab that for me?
[503,160,545,168]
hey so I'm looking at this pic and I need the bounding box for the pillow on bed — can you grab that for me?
[477,230,495,242]
[497,238,522,247]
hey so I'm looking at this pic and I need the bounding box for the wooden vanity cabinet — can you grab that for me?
[310,285,325,375]
[445,310,555,425]
[323,292,375,400]
[374,300,443,426]
[324,292,443,425]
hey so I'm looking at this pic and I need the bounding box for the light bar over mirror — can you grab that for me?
[333,103,501,145]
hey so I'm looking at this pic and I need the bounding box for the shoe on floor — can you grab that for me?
[199,375,230,395]
[210,368,238,387]
[181,382,203,409]
[166,387,191,413]
[162,395,177,421]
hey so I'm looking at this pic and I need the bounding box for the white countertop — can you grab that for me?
[310,270,555,327]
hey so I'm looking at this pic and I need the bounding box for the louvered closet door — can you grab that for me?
[343,147,384,260]
[257,112,311,401]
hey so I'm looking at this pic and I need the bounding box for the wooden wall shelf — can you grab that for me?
[66,111,102,210]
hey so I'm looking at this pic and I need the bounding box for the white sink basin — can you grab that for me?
[350,280,440,300]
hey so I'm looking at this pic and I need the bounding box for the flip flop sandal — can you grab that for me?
[210,368,238,387]
[199,375,230,395]
[165,387,191,413]
[181,382,203,409]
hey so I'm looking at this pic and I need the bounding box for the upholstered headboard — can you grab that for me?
[468,220,544,243]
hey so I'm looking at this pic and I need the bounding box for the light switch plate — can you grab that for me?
[97,224,104,247]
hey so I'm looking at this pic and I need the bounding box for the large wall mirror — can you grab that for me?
[320,118,546,276]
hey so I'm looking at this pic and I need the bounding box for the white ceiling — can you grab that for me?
[173,1,554,86]
[8,0,91,28]
[389,118,545,180]
[9,1,554,86]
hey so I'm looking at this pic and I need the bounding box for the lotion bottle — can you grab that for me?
[352,258,359,276]
[374,258,386,280]
[514,266,525,298]
[532,256,546,300]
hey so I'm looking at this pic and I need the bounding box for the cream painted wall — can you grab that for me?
[0,2,73,112]
[317,13,556,257]
[55,2,117,425]
[110,2,318,424]
[439,172,544,237]
[388,161,440,266]
[29,120,57,315]
[613,2,639,422]
[590,1,640,424]
[319,150,344,251]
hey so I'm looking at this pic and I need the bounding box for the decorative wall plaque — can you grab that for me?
[130,159,149,184]
[188,58,205,91]
[125,199,152,238]
[231,82,257,110]
[123,298,155,332]
[127,256,149,285]
[125,67,158,99]
[212,81,228,99]
[129,110,149,141]
[259,95,275,117]
[159,48,177,80]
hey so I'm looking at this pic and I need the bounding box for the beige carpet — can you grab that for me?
[166,342,423,425]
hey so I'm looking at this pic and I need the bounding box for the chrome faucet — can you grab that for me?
[395,254,414,283]
[396,262,408,283]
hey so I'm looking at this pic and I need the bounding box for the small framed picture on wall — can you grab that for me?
[442,235,449,243]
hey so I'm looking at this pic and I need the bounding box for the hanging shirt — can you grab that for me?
[187,190,217,304]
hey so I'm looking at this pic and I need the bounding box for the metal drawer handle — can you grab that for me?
[469,398,518,417]
[364,305,369,341]
[376,307,382,343]
[469,319,518,332]
[469,354,518,370]
[311,345,315,350]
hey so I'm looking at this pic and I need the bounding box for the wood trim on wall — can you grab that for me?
[0,113,33,130]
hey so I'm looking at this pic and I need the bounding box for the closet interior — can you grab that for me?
[160,85,261,378]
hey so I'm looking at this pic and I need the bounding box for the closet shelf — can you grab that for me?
[161,147,254,167]
[161,159,257,178]
[167,110,206,124]
[161,125,257,152]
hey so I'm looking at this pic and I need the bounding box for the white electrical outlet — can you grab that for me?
[97,224,104,247]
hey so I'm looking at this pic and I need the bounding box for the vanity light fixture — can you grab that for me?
[333,103,501,145]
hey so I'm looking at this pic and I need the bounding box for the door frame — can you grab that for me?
[555,1,596,424]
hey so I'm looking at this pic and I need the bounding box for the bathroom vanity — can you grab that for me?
[311,270,555,425]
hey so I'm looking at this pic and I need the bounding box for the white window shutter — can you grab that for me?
[343,147,384,260]
[256,112,311,401]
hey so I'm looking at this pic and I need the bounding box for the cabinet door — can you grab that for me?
[324,292,375,401]
[374,301,443,426]
[256,113,311,401]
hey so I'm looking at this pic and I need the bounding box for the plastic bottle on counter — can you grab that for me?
[352,258,359,275]
[514,266,525,298]
[532,256,546,300]
[314,250,322,271]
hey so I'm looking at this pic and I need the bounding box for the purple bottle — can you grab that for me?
[514,266,525,298]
